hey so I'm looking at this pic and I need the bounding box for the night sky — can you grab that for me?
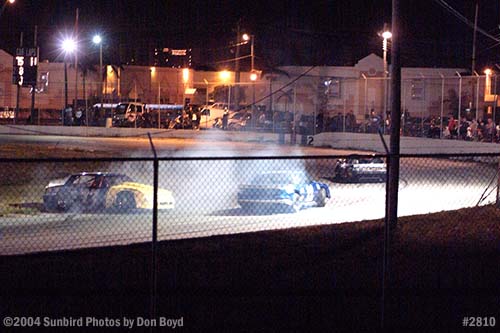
[0,1,499,71]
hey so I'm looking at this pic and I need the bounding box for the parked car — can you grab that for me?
[237,170,330,213]
[199,103,236,129]
[334,157,387,182]
[43,172,175,212]
[227,111,252,131]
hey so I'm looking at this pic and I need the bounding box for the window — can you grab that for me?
[411,79,425,100]
[324,78,341,98]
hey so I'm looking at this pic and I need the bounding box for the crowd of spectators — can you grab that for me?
[315,110,500,143]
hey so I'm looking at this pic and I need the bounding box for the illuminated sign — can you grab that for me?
[162,48,187,56]
[171,49,187,56]
[12,47,38,87]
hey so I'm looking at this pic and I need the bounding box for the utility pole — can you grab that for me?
[74,8,79,110]
[14,32,23,125]
[472,0,478,74]
[234,19,241,110]
[31,25,37,125]
[382,0,401,329]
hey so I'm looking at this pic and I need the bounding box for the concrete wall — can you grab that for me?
[0,125,278,143]
[2,125,500,155]
[313,132,500,154]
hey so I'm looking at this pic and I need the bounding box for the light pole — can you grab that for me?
[93,34,103,124]
[244,33,257,129]
[62,37,76,124]
[203,78,209,106]
[242,33,254,73]
[381,27,392,130]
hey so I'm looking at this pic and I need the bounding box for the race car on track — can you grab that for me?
[334,157,387,182]
[237,170,330,213]
[43,172,175,212]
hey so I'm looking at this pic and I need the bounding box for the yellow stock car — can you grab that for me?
[43,172,175,212]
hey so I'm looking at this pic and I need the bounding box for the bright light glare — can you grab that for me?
[219,70,230,82]
[382,31,392,39]
[8,0,15,4]
[250,72,258,81]
[92,35,102,45]
[484,68,492,76]
[62,38,76,54]
[242,33,250,41]
[182,68,189,83]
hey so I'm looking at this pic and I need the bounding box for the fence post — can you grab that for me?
[378,130,391,329]
[148,133,158,330]
[497,157,500,208]
[384,0,402,328]
[456,72,462,139]
[440,74,444,139]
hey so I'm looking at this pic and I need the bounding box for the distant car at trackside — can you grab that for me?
[334,157,387,182]
[199,103,237,129]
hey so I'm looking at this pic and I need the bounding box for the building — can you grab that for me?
[1,48,496,127]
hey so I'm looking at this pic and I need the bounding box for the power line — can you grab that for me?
[433,0,500,43]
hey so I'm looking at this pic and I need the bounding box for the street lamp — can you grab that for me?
[242,33,255,73]
[62,37,76,113]
[0,0,15,18]
[380,26,392,129]
[92,34,103,124]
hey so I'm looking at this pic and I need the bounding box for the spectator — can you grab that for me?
[346,110,356,132]
[258,112,266,129]
[75,108,86,126]
[222,109,229,130]
[92,106,100,126]
[468,119,478,141]
[193,108,201,130]
[484,118,496,142]
[443,124,451,139]
[458,116,469,140]
[447,115,457,138]
[64,107,73,126]
[142,110,152,128]
[334,112,344,132]
[478,120,485,141]
[384,117,390,134]
[316,112,324,133]
[368,109,381,133]
[181,110,191,129]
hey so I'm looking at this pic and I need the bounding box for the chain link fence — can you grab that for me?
[0,153,498,255]
[1,153,499,329]
[2,73,496,139]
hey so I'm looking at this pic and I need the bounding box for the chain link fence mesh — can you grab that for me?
[1,154,498,256]
[2,73,494,140]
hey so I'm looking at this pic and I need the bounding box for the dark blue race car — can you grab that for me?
[237,170,331,213]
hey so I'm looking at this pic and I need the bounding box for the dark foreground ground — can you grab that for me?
[1,205,499,331]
